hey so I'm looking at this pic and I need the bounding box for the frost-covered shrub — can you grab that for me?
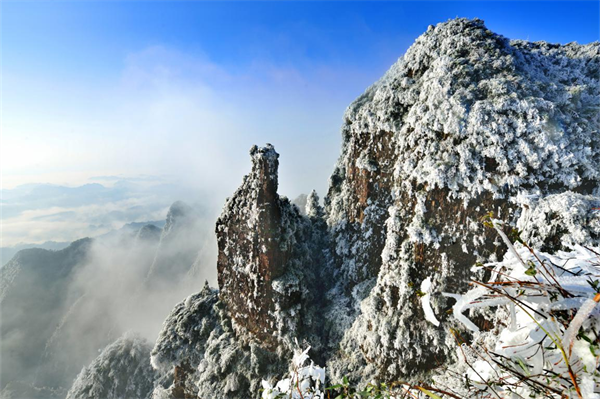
[263,226,600,399]
[428,223,600,398]
[261,347,326,399]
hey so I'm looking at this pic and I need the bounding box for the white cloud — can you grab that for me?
[2,42,371,194]
[2,43,380,245]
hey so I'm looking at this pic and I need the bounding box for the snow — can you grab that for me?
[515,191,600,250]
[420,277,440,326]
[66,333,156,399]
[434,242,600,398]
[261,347,326,399]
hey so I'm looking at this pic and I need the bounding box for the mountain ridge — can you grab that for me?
[145,18,599,397]
[2,17,599,399]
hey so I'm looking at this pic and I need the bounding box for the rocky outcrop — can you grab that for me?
[215,144,325,351]
[148,145,328,398]
[65,333,156,399]
[323,17,599,383]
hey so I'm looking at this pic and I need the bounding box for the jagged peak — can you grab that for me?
[219,144,281,220]
[247,144,280,204]
[250,143,279,165]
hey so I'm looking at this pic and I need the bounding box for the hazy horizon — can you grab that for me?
[2,1,599,247]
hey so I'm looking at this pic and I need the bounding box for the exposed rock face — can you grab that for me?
[323,17,599,382]
[216,144,324,351]
[65,334,156,399]
[40,17,600,399]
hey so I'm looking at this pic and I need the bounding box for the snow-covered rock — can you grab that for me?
[216,144,325,351]
[149,282,287,398]
[323,17,599,383]
[51,17,600,399]
[65,333,156,399]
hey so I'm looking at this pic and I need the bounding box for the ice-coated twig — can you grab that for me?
[492,219,528,271]
[562,292,600,358]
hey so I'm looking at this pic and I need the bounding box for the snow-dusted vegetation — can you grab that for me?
[260,232,600,398]
[261,346,326,399]
[66,334,156,399]
[2,17,598,399]
[431,233,600,398]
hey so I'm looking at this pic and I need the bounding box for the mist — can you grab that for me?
[0,199,219,397]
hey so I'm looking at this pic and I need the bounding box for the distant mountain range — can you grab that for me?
[1,221,167,267]
[0,201,215,399]
[1,178,209,249]
[1,242,70,268]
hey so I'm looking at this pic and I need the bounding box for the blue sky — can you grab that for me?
[2,1,599,205]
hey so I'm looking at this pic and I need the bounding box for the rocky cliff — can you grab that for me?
[322,17,599,383]
[65,18,599,399]
[147,145,329,397]
[216,145,325,351]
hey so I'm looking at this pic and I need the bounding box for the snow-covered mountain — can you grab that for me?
[2,17,598,399]
[323,17,600,383]
[141,18,598,398]
[65,333,156,399]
